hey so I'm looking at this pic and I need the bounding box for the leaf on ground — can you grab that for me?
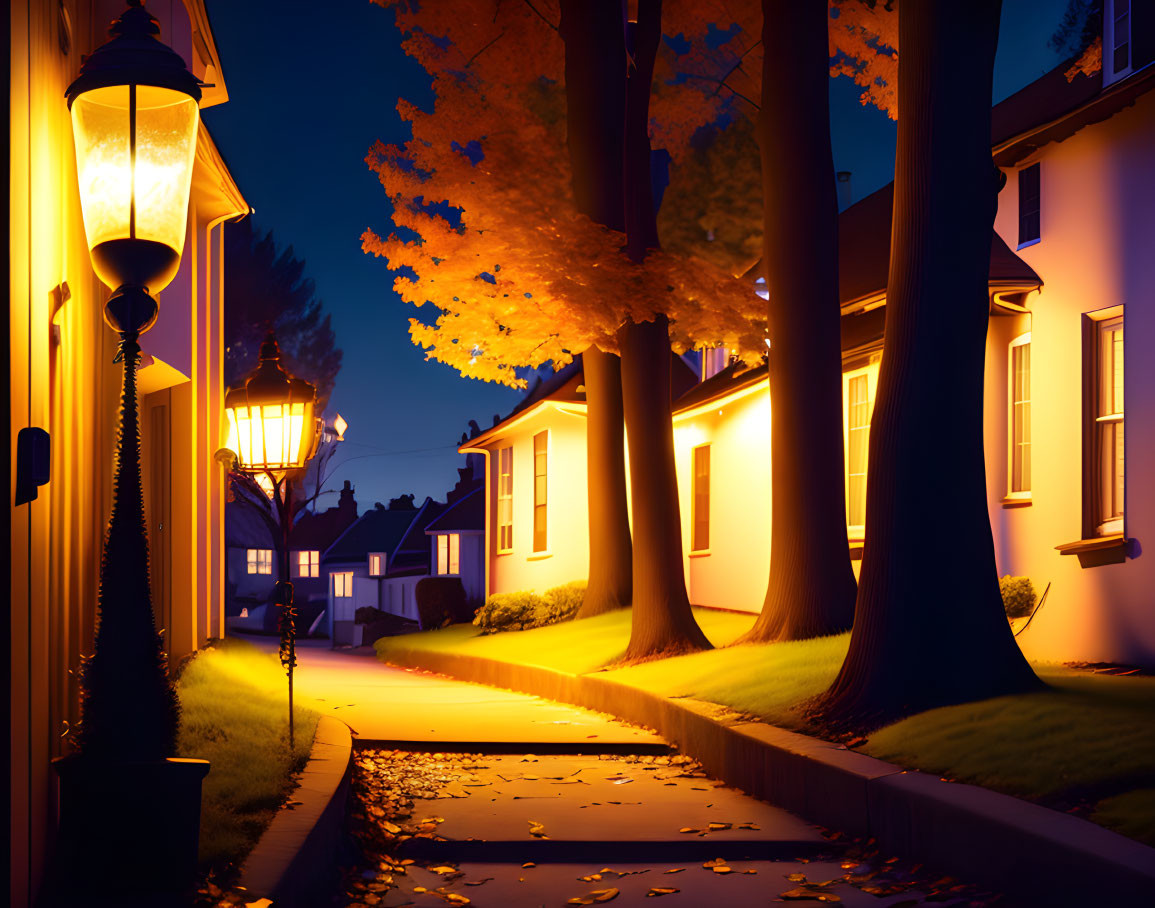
[591,889,620,903]
[708,822,731,830]
[664,868,685,874]
[646,888,680,897]
[382,821,402,834]
[787,873,807,882]
[678,827,699,834]
[711,866,733,874]
[702,858,728,868]
[522,862,537,868]
[528,821,548,838]
[737,823,761,830]
[780,890,841,902]
[442,781,469,797]
[579,874,603,882]
[427,865,458,875]
[464,878,494,887]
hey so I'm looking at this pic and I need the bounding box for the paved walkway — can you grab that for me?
[238,635,665,748]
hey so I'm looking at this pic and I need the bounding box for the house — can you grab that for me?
[424,485,487,606]
[223,478,359,632]
[9,2,246,904]
[465,12,1154,667]
[321,496,442,642]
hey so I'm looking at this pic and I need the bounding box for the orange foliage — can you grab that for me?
[829,0,898,119]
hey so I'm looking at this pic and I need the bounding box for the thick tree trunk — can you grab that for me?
[821,0,1041,729]
[578,345,633,617]
[560,0,633,618]
[620,315,711,660]
[739,0,856,644]
[618,0,710,661]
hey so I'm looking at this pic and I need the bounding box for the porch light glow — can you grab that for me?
[225,334,320,476]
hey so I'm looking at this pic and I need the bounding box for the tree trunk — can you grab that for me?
[618,0,710,661]
[620,315,712,660]
[739,0,856,644]
[578,345,633,617]
[820,0,1041,729]
[560,0,633,618]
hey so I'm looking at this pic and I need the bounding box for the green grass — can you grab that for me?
[377,611,1155,846]
[376,607,756,674]
[176,639,320,868]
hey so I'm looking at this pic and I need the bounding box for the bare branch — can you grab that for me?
[468,30,506,68]
[522,0,558,32]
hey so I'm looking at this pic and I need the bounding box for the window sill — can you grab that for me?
[495,549,514,557]
[1017,237,1041,251]
[1055,534,1128,567]
[526,552,552,562]
[1001,496,1032,509]
[689,549,711,558]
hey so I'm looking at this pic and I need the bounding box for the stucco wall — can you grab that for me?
[987,88,1155,665]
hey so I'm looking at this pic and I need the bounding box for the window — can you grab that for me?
[1009,334,1032,497]
[368,552,386,576]
[497,446,513,552]
[437,533,461,575]
[1088,313,1124,536]
[293,550,319,578]
[691,444,710,552]
[533,431,548,552]
[246,548,272,575]
[1018,163,1040,248]
[1113,0,1132,75]
[332,571,354,598]
[845,372,873,532]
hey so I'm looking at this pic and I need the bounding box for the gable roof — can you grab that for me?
[323,504,426,565]
[425,486,484,534]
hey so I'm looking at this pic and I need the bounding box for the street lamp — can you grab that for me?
[54,0,207,896]
[224,333,323,747]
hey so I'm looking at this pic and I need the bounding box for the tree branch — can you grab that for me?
[522,0,559,32]
[467,30,506,68]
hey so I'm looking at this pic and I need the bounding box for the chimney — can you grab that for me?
[339,479,357,518]
[836,171,853,210]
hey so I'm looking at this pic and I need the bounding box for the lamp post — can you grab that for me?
[224,333,322,748]
[53,0,207,896]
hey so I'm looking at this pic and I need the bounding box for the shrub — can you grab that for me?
[416,576,469,629]
[473,581,586,634]
[1000,575,1037,620]
[355,605,387,625]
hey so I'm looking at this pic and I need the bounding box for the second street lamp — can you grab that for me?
[225,333,322,747]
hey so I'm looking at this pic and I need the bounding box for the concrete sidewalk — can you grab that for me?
[238,635,665,748]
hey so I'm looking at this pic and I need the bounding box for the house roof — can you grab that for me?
[673,361,766,414]
[991,55,1155,167]
[290,482,358,551]
[425,486,484,534]
[323,504,426,564]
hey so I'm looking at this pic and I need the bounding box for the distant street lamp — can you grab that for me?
[55,0,207,895]
[224,333,324,747]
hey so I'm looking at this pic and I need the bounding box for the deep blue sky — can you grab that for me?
[203,0,1069,509]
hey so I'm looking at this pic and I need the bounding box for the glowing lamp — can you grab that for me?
[66,0,201,319]
[225,334,321,477]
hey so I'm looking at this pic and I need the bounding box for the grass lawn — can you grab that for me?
[176,638,320,868]
[377,611,1155,846]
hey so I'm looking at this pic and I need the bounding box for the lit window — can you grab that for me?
[497,446,513,553]
[1088,313,1124,536]
[1009,335,1032,496]
[533,431,548,553]
[294,550,319,578]
[845,371,874,532]
[332,571,354,598]
[1018,163,1040,248]
[437,534,461,575]
[368,552,386,576]
[246,548,272,575]
[691,444,710,552]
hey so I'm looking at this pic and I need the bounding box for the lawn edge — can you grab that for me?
[237,715,354,907]
[377,642,1155,906]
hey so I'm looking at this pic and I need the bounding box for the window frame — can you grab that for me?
[293,549,320,578]
[1106,0,1134,82]
[532,431,549,554]
[332,571,354,599]
[496,445,513,554]
[690,443,711,553]
[1017,162,1041,249]
[843,365,876,539]
[246,548,273,575]
[1006,332,1033,502]
[1083,308,1125,538]
[368,552,386,577]
[436,533,461,575]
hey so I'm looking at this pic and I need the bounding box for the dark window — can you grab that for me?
[533,431,548,552]
[1018,164,1040,246]
[1114,0,1131,74]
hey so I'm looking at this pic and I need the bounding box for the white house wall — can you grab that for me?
[986,88,1155,665]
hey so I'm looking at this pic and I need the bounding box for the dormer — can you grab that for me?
[1104,0,1155,88]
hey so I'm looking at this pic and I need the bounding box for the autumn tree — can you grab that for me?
[819,0,1042,727]
[224,219,342,410]
[365,0,765,660]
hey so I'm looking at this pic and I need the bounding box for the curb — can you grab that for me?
[379,644,1155,907]
[237,716,353,908]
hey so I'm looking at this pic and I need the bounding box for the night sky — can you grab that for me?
[202,0,1069,510]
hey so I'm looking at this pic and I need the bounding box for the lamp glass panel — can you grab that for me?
[71,85,199,290]
[289,401,305,468]
[225,409,240,461]
[262,404,286,467]
[250,406,265,467]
